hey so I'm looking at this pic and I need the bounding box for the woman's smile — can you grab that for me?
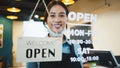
[53,23,62,29]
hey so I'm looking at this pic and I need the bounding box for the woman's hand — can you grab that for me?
[83,63,91,68]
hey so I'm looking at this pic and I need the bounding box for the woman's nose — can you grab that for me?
[54,16,61,22]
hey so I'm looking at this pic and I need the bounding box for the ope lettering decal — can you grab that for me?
[68,11,97,22]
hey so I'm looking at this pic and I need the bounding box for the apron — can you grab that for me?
[40,43,82,68]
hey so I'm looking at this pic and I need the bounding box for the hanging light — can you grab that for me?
[34,15,39,18]
[62,0,75,5]
[6,15,18,19]
[7,7,21,12]
[40,16,45,20]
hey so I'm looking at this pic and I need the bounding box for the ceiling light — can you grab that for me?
[7,7,21,12]
[34,15,39,18]
[6,15,18,19]
[62,0,75,5]
[40,16,45,20]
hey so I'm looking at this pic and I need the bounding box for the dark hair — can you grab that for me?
[43,0,69,25]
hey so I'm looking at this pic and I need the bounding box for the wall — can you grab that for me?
[0,16,13,66]
[92,0,120,55]
[12,21,26,67]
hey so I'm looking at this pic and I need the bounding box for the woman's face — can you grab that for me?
[47,5,67,33]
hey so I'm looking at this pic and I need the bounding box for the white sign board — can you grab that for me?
[17,37,62,62]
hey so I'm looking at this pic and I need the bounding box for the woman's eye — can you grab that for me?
[59,14,65,17]
[50,15,55,18]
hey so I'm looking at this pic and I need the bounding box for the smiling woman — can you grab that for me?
[26,0,83,68]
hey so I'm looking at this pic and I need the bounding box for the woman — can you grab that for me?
[27,0,83,68]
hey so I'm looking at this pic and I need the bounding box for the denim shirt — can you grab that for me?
[26,40,83,68]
